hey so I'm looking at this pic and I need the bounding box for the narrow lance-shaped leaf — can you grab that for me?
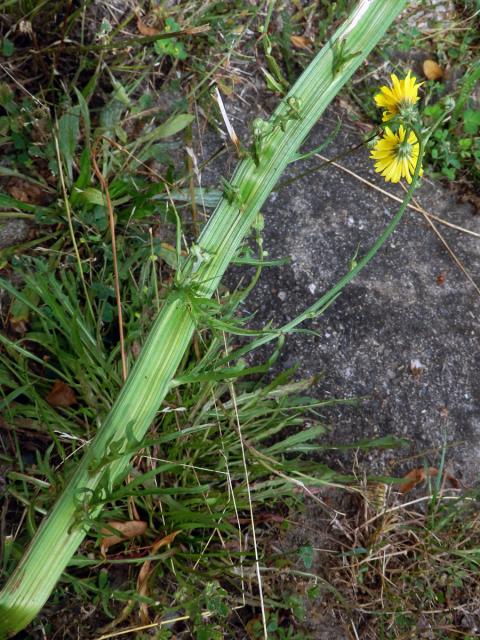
[0,1,407,636]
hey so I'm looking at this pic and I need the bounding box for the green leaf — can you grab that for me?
[0,193,36,212]
[262,68,286,94]
[0,83,14,110]
[299,545,314,569]
[266,424,326,454]
[2,38,14,57]
[77,187,106,207]
[58,106,81,182]
[73,88,91,145]
[111,79,131,107]
[332,435,410,450]
[464,109,480,135]
[156,113,194,138]
[70,148,91,205]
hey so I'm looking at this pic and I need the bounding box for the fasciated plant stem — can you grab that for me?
[0,1,408,636]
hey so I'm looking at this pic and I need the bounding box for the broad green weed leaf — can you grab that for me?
[78,187,106,206]
[156,113,194,138]
[2,38,14,57]
[58,106,80,182]
[464,109,480,135]
[299,545,314,569]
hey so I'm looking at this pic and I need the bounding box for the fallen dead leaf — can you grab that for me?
[228,512,284,525]
[46,380,77,407]
[9,317,28,335]
[290,35,312,50]
[8,180,50,205]
[100,520,148,556]
[423,59,443,81]
[137,530,181,624]
[399,467,460,494]
[136,17,160,36]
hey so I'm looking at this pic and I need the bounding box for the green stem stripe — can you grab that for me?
[0,1,407,636]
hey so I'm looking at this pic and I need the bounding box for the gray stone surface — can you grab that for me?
[207,104,480,484]
[0,219,30,250]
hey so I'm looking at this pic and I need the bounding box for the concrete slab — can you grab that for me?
[216,106,480,484]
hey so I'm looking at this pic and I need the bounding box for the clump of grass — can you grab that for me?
[321,479,480,639]
[1,227,359,639]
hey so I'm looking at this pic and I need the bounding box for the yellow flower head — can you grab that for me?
[370,125,423,184]
[374,71,422,122]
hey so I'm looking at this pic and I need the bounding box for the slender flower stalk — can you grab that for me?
[0,2,408,636]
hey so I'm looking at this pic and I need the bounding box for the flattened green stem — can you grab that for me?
[0,1,407,635]
[0,299,195,636]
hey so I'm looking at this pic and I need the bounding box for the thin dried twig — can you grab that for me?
[53,129,95,323]
[400,184,480,297]
[316,153,480,240]
[91,142,128,382]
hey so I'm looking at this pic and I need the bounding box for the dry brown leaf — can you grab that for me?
[290,35,311,50]
[137,530,181,624]
[181,24,210,36]
[448,474,461,489]
[46,380,77,407]
[399,467,429,493]
[10,317,28,335]
[8,181,50,205]
[100,520,148,556]
[423,59,443,81]
[399,467,460,494]
[136,17,160,36]
[8,185,30,203]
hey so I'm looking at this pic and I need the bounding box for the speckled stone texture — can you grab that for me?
[0,219,30,250]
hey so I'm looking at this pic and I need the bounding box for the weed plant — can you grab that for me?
[0,1,478,638]
[1,251,347,638]
[0,2,397,636]
[253,0,480,192]
[321,481,480,639]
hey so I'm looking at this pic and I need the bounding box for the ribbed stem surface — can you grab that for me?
[0,2,407,635]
